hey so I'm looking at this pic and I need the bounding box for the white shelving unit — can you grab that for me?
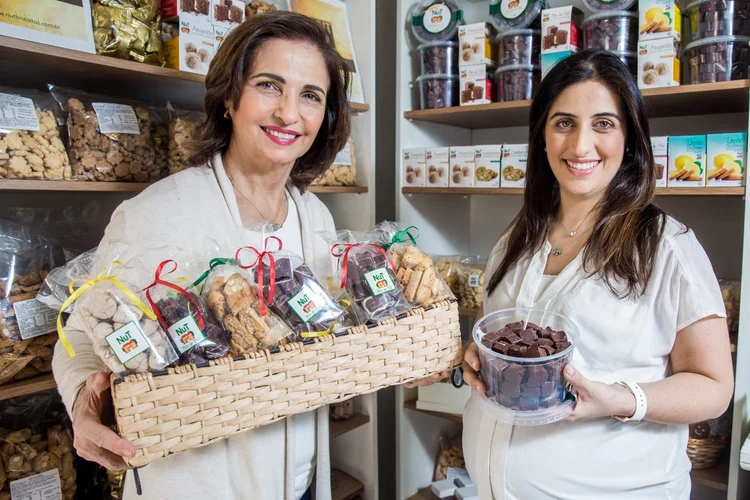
[394,0,750,499]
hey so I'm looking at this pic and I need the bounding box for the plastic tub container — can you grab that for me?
[496,29,541,66]
[416,74,459,109]
[613,50,637,75]
[494,64,540,102]
[410,0,465,44]
[686,0,750,41]
[473,308,579,425]
[583,11,638,52]
[489,0,546,32]
[684,35,750,83]
[582,0,636,12]
[418,42,460,75]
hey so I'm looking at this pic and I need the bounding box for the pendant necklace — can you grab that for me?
[552,207,596,257]
[227,174,287,231]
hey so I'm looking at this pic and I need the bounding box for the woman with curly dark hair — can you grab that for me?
[53,11,350,500]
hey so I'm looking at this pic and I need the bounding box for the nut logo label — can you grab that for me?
[468,274,481,288]
[288,285,322,323]
[364,268,397,296]
[167,316,206,354]
[106,321,150,363]
[423,3,451,34]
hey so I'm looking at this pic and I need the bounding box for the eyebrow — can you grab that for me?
[549,111,622,121]
[249,72,327,95]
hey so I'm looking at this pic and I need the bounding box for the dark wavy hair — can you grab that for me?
[487,50,666,299]
[190,11,352,192]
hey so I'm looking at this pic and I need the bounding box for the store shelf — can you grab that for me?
[404,398,463,424]
[691,461,729,491]
[329,413,370,440]
[0,374,56,402]
[403,80,750,129]
[403,187,745,196]
[309,186,369,194]
[331,468,365,500]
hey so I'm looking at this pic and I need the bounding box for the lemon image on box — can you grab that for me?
[706,133,747,186]
[638,0,681,41]
[668,136,706,186]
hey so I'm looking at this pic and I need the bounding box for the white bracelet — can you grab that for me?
[613,381,647,423]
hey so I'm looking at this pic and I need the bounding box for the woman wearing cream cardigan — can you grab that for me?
[52,12,351,500]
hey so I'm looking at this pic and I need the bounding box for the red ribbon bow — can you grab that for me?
[236,236,283,317]
[330,243,396,290]
[144,260,206,332]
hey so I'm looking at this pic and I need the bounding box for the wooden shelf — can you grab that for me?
[0,374,56,402]
[407,487,439,500]
[403,187,745,196]
[309,186,369,194]
[691,461,729,491]
[459,307,479,317]
[329,413,370,440]
[404,80,750,129]
[0,35,369,112]
[404,398,463,424]
[332,469,365,500]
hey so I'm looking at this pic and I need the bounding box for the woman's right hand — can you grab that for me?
[462,342,485,394]
[72,372,136,470]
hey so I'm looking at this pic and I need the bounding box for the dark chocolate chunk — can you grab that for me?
[491,341,511,355]
[685,37,750,84]
[501,381,521,398]
[525,344,543,357]
[507,321,525,332]
[583,12,637,53]
[508,344,528,357]
[484,331,502,343]
[503,364,525,385]
[539,381,557,398]
[555,341,572,351]
[520,328,538,342]
[526,322,542,332]
[537,337,554,347]
[520,385,541,398]
[687,0,750,41]
[550,330,568,342]
[526,366,548,386]
[519,396,540,410]
[501,332,522,344]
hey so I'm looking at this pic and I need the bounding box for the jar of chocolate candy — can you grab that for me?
[416,74,460,109]
[494,64,540,102]
[496,29,541,66]
[583,11,638,52]
[489,0,546,32]
[686,0,750,42]
[582,0,636,12]
[418,41,460,75]
[411,0,465,44]
[473,308,579,425]
[613,50,637,76]
[684,35,750,83]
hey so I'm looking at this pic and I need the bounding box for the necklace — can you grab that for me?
[552,206,596,257]
[227,174,287,231]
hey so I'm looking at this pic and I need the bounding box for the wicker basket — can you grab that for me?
[111,300,462,467]
[687,437,730,469]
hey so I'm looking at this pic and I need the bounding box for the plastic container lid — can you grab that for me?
[415,73,460,82]
[582,0,636,13]
[473,390,576,426]
[494,63,541,75]
[496,28,541,40]
[582,10,638,25]
[489,0,546,32]
[411,0,465,44]
[417,41,460,50]
[684,35,750,53]
[685,0,712,12]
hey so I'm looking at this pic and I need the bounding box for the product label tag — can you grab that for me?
[468,274,481,288]
[0,93,40,131]
[166,315,206,354]
[13,298,57,340]
[10,469,62,500]
[106,321,150,363]
[423,3,451,33]
[288,285,322,323]
[364,268,397,296]
[333,143,352,166]
[501,0,530,20]
[92,103,140,134]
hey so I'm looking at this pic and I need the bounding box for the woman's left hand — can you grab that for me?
[563,365,636,423]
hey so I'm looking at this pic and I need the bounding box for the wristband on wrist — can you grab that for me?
[613,381,647,423]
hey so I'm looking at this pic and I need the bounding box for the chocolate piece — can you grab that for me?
[508,344,528,357]
[481,338,495,349]
[497,29,540,66]
[519,396,540,410]
[501,381,521,398]
[484,331,502,343]
[491,341,511,354]
[417,75,459,109]
[526,366,548,386]
[527,322,542,331]
[497,393,516,407]
[687,0,750,41]
[539,345,556,356]
[500,332,522,344]
[583,12,637,53]
[520,385,541,398]
[418,42,459,75]
[539,381,557,398]
[503,364,525,385]
[555,341,572,351]
[507,321,524,331]
[525,344,543,357]
[685,37,750,84]
[520,328,538,341]
[550,330,568,342]
[494,66,540,102]
[537,337,554,347]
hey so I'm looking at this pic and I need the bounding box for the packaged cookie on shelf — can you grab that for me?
[92,0,164,66]
[720,280,740,331]
[312,137,357,186]
[458,22,497,67]
[434,434,466,481]
[167,103,205,176]
[637,38,681,89]
[150,106,170,181]
[449,146,475,187]
[500,143,528,187]
[459,65,494,106]
[651,136,668,187]
[403,147,426,187]
[706,133,747,186]
[668,135,706,187]
[0,87,72,181]
[49,86,158,183]
[474,145,502,188]
[410,0,466,45]
[638,0,682,41]
[426,147,450,187]
[457,256,486,309]
[246,0,290,17]
[434,255,462,297]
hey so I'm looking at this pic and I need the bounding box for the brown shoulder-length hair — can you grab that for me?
[191,11,352,192]
[487,50,666,299]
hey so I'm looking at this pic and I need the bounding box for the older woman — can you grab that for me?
[52,12,351,500]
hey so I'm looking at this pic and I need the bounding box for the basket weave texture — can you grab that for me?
[687,437,730,470]
[112,300,463,466]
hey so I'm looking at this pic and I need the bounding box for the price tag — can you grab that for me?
[92,103,140,134]
[10,469,62,500]
[0,93,40,131]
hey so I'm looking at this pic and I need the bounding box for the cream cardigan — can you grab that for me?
[52,155,337,500]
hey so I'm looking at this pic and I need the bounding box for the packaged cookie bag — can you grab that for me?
[0,87,71,180]
[240,236,354,338]
[457,256,486,309]
[167,102,204,175]
[58,259,178,375]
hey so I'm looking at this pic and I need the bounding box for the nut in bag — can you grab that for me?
[167,102,204,175]
[143,259,230,364]
[311,137,356,187]
[457,256,486,310]
[435,255,462,298]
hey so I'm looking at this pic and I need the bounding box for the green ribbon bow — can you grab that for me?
[380,226,419,251]
[191,258,237,291]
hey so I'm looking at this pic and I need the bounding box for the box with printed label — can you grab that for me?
[211,0,244,26]
[449,146,475,187]
[459,65,494,106]
[164,13,215,75]
[637,39,680,89]
[706,133,747,186]
[651,136,668,187]
[541,6,584,54]
[638,0,681,41]
[668,135,706,187]
[501,144,528,188]
[403,148,426,187]
[475,145,502,187]
[458,23,497,67]
[0,0,95,53]
[425,147,450,187]
[541,50,574,79]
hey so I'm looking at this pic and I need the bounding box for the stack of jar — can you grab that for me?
[412,0,465,109]
[635,0,681,89]
[582,0,639,75]
[489,0,545,102]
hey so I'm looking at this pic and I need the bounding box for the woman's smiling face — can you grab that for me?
[544,80,627,201]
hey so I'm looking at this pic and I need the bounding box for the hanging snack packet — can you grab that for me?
[143,260,230,365]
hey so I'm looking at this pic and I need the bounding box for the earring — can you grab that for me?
[224,109,231,119]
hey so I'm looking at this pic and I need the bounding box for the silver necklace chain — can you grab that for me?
[227,174,287,231]
[552,207,597,257]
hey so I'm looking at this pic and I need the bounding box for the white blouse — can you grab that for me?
[463,217,726,500]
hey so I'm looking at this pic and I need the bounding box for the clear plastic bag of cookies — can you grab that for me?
[149,105,170,181]
[48,85,157,182]
[720,280,740,332]
[0,86,71,180]
[434,255,462,298]
[329,399,354,421]
[434,433,465,482]
[457,256,486,310]
[311,137,357,186]
[167,102,204,176]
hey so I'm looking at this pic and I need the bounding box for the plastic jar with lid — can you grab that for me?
[496,29,541,65]
[684,35,750,83]
[686,0,750,42]
[416,74,459,109]
[494,64,540,102]
[612,50,637,75]
[582,0,636,12]
[583,11,638,52]
[410,0,465,44]
[417,41,459,75]
[489,0,547,32]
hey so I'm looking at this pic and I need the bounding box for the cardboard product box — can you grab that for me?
[163,0,178,19]
[403,148,426,187]
[449,146,475,187]
[459,65,494,106]
[638,0,681,41]
[707,133,747,186]
[164,14,215,74]
[651,136,668,187]
[0,0,95,53]
[541,50,575,79]
[458,22,497,67]
[425,147,450,187]
[417,381,472,415]
[501,144,528,188]
[211,0,245,26]
[541,6,584,54]
[668,135,706,187]
[637,38,680,89]
[475,145,502,188]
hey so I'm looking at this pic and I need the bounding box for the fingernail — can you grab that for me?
[565,366,575,376]
[472,362,479,370]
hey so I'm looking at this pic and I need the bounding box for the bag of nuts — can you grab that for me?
[0,87,71,180]
[48,85,158,182]
[457,256,486,310]
[434,434,465,482]
[434,255,462,298]
[167,102,204,176]
[311,137,357,186]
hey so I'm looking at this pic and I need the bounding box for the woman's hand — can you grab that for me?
[404,371,451,388]
[462,342,486,394]
[563,365,636,422]
[72,372,136,470]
